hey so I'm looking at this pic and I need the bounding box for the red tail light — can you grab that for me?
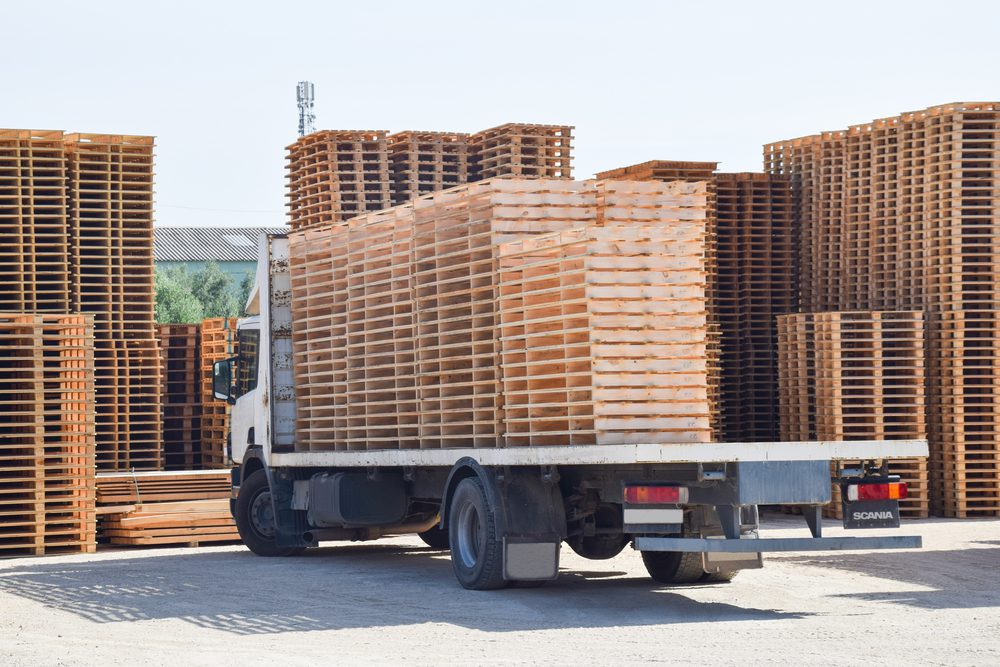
[624,485,689,505]
[846,482,908,502]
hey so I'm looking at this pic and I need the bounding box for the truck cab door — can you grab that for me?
[230,326,261,464]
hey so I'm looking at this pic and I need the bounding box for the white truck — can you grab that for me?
[211,234,927,590]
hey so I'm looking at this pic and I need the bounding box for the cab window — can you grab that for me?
[235,329,259,398]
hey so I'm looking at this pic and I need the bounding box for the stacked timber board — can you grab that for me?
[157,324,202,469]
[0,314,96,556]
[96,470,237,546]
[287,123,574,233]
[766,102,1000,517]
[0,129,160,471]
[200,318,237,467]
[289,178,711,451]
[777,311,928,518]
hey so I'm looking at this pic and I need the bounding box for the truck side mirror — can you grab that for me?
[213,358,235,404]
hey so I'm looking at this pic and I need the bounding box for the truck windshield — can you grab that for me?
[235,329,260,398]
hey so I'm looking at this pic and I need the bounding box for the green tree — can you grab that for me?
[191,261,240,318]
[154,266,205,323]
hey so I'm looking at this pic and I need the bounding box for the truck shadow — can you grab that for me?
[768,545,1000,611]
[0,544,806,635]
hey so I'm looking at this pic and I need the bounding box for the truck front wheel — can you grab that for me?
[236,469,303,557]
[448,477,506,590]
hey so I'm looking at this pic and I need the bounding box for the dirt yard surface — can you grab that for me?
[1,515,998,666]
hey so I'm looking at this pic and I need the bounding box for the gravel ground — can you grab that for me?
[0,514,998,666]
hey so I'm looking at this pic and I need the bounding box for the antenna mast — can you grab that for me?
[296,81,315,137]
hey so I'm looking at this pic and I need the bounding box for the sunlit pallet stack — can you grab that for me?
[286,130,393,232]
[96,470,237,547]
[389,131,470,206]
[766,101,1000,517]
[157,324,202,469]
[289,178,711,451]
[200,318,237,467]
[777,311,928,518]
[0,314,96,556]
[469,123,573,181]
[497,181,711,446]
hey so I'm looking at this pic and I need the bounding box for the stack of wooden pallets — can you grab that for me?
[0,314,96,556]
[469,123,573,181]
[96,470,237,547]
[389,131,470,206]
[200,318,237,467]
[157,324,202,469]
[287,123,574,233]
[65,133,161,471]
[766,101,1000,517]
[777,311,928,518]
[288,178,711,451]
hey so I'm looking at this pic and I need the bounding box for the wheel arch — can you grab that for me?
[441,458,507,541]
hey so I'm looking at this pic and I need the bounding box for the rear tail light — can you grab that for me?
[624,485,689,505]
[846,482,908,502]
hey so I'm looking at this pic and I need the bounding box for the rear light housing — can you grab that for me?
[624,485,689,505]
[845,481,908,502]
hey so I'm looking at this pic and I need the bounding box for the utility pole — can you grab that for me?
[296,81,315,137]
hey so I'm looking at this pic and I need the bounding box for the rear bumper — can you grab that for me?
[635,535,921,553]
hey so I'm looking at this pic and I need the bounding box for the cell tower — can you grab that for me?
[296,81,316,137]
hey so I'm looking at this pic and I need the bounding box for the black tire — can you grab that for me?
[448,477,506,590]
[641,550,705,584]
[568,533,628,560]
[418,522,450,549]
[236,469,303,557]
[700,569,739,583]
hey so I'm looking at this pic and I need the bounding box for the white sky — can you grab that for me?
[3,0,998,228]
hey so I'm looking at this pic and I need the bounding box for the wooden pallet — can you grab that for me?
[469,123,573,181]
[0,314,96,557]
[200,319,237,467]
[389,131,470,206]
[157,324,202,469]
[99,498,238,547]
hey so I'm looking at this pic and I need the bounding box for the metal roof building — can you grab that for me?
[154,226,289,284]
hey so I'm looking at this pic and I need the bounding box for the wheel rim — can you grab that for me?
[456,499,483,569]
[249,489,276,539]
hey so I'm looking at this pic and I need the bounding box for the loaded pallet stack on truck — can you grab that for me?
[209,177,925,590]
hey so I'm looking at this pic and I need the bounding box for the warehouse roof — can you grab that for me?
[154,226,289,262]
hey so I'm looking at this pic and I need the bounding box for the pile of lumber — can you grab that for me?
[766,101,1000,517]
[0,129,160,472]
[0,314,96,556]
[289,178,711,451]
[777,311,928,518]
[96,470,237,547]
[157,324,202,469]
[287,123,574,232]
[200,318,237,467]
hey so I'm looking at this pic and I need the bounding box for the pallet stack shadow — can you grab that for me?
[0,129,160,472]
[200,318,237,467]
[157,324,202,469]
[96,470,236,547]
[595,162,796,443]
[289,178,712,451]
[0,314,96,556]
[766,102,1000,517]
[287,124,573,233]
[777,311,928,518]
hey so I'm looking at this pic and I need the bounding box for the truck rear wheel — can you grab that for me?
[448,477,506,590]
[236,469,303,557]
[641,550,705,584]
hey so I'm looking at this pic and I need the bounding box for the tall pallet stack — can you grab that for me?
[777,311,928,517]
[287,123,573,233]
[0,129,160,473]
[157,324,202,469]
[389,131,470,206]
[65,133,161,471]
[286,130,392,233]
[200,318,237,467]
[0,314,96,556]
[766,102,1000,517]
[288,178,711,451]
